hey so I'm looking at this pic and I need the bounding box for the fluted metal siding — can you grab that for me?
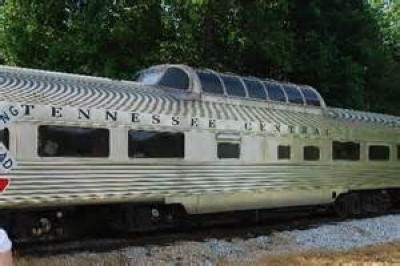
[1,161,398,208]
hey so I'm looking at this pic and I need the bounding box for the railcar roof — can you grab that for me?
[137,64,326,108]
[327,108,400,127]
[0,65,182,110]
[0,64,398,128]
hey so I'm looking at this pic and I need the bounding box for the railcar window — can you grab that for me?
[135,69,164,85]
[398,145,400,160]
[265,83,286,102]
[304,146,320,161]
[158,67,189,90]
[38,126,109,157]
[243,79,267,99]
[368,145,390,161]
[301,88,321,107]
[217,143,240,159]
[128,130,184,158]
[278,145,291,160]
[0,128,9,149]
[332,141,360,161]
[283,85,304,105]
[221,75,246,97]
[197,71,224,95]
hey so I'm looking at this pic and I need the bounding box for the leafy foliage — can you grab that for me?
[1,0,162,78]
[0,0,398,115]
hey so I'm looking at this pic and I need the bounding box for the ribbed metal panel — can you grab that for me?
[2,161,398,208]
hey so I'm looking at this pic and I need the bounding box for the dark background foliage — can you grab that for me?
[0,0,398,114]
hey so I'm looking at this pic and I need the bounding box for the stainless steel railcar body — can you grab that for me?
[0,64,399,217]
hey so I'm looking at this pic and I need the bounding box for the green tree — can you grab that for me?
[369,0,399,47]
[0,0,398,114]
[161,0,293,78]
[2,0,67,68]
[0,5,6,64]
[57,0,162,78]
[288,0,398,112]
[367,0,400,115]
[1,0,162,78]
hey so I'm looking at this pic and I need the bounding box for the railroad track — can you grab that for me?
[14,207,400,257]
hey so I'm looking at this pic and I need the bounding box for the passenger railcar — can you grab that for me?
[0,64,398,237]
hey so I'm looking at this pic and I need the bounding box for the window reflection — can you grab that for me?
[38,126,109,157]
[265,83,286,102]
[278,145,291,160]
[221,75,246,97]
[217,142,240,159]
[304,146,320,161]
[398,145,400,160]
[135,69,164,85]
[244,79,267,99]
[128,130,184,158]
[332,141,360,161]
[0,129,9,149]
[283,85,304,105]
[369,145,390,161]
[197,71,224,94]
[158,67,189,90]
[301,88,321,106]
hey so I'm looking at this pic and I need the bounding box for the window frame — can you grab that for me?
[332,141,361,161]
[220,74,247,98]
[303,145,320,161]
[277,145,291,160]
[217,141,241,159]
[243,78,268,100]
[0,128,10,150]
[37,124,110,159]
[135,68,165,85]
[301,87,321,107]
[282,85,305,105]
[197,70,226,95]
[368,144,391,161]
[157,67,190,91]
[265,82,287,103]
[397,144,400,161]
[128,129,185,160]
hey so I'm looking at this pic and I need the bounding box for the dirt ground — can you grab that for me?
[14,241,400,266]
[246,241,400,266]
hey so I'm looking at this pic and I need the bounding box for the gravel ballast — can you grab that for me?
[17,215,400,265]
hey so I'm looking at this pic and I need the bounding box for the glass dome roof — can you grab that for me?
[196,69,325,107]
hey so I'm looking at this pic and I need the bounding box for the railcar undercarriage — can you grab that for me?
[0,188,398,242]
